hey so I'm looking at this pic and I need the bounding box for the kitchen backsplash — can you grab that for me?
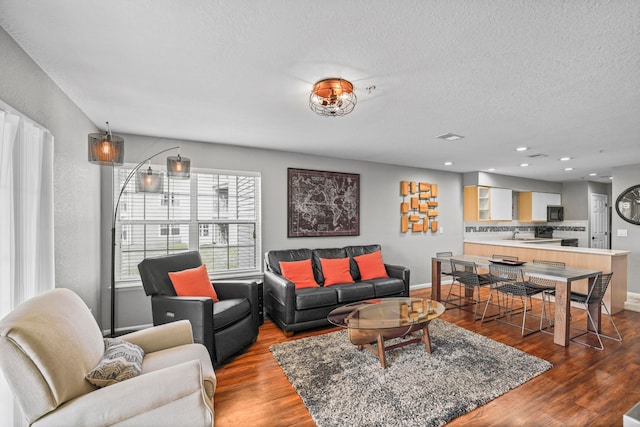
[464,221,589,247]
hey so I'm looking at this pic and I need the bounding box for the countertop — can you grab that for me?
[464,239,630,256]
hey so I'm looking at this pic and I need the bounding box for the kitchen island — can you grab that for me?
[464,239,629,313]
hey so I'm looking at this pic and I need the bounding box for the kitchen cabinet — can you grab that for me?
[518,192,561,222]
[464,186,512,221]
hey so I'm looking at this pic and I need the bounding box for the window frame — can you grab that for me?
[113,165,262,286]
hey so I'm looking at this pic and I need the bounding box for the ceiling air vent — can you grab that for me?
[527,153,548,158]
[437,133,464,141]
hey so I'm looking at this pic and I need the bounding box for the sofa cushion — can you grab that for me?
[344,244,382,281]
[319,257,354,286]
[363,277,406,297]
[311,247,348,284]
[266,248,313,275]
[85,338,145,388]
[333,282,376,303]
[213,298,251,332]
[354,251,389,280]
[168,264,219,302]
[295,287,338,310]
[280,259,319,289]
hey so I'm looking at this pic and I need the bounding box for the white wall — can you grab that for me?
[0,27,103,318]
[111,135,465,329]
[612,164,640,293]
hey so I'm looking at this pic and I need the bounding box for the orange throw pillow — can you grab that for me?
[168,264,219,302]
[279,259,319,289]
[354,251,389,280]
[320,257,354,286]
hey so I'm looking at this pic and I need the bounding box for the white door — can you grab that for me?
[590,193,608,249]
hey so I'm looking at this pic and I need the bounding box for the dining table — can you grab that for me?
[431,254,603,346]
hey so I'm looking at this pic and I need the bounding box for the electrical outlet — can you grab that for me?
[617,229,628,237]
[440,226,444,234]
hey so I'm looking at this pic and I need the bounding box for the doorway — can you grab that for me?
[590,193,608,249]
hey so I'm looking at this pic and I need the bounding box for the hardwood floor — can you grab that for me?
[214,287,640,426]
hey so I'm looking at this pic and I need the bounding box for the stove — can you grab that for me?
[534,226,554,238]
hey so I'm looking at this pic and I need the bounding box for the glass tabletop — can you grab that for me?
[328,297,445,330]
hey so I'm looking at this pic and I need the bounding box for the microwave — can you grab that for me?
[547,205,564,222]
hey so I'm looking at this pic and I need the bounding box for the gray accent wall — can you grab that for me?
[612,164,640,293]
[112,135,465,329]
[0,27,103,319]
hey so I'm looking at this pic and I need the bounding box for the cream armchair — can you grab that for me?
[0,288,215,426]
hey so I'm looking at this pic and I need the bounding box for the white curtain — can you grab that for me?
[0,103,55,427]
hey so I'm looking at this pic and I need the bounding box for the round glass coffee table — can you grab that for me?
[328,297,445,368]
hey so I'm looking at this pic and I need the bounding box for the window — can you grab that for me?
[114,167,261,282]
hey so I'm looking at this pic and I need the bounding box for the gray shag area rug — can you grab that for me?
[270,319,552,427]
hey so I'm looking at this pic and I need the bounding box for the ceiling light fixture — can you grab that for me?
[520,163,529,167]
[437,133,465,141]
[589,173,598,176]
[564,167,574,171]
[444,161,453,166]
[516,147,528,152]
[560,157,572,161]
[309,78,357,117]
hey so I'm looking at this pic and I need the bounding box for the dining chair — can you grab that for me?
[446,259,490,320]
[551,272,621,350]
[528,259,566,333]
[436,251,453,279]
[482,264,548,336]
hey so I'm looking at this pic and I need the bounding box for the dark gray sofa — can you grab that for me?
[263,244,410,336]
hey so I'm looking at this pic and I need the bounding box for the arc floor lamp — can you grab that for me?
[88,122,190,337]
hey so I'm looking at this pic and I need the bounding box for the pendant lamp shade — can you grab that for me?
[88,131,124,166]
[167,154,191,178]
[136,167,164,193]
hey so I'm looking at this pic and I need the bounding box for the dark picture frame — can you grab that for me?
[287,168,360,237]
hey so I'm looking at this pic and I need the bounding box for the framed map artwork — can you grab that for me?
[287,168,360,237]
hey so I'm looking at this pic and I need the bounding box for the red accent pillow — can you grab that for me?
[168,264,219,302]
[320,257,355,286]
[279,259,319,289]
[354,251,389,280]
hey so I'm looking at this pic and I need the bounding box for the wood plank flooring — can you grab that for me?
[214,287,640,426]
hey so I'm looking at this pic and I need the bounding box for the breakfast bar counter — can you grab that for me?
[463,239,629,313]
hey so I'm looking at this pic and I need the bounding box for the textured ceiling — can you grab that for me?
[1,0,639,183]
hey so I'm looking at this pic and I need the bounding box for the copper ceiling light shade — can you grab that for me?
[309,78,357,117]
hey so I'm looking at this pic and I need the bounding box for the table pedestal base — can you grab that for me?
[348,323,432,368]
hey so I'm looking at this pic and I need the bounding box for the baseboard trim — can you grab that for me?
[625,292,640,313]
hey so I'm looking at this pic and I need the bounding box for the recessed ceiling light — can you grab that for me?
[444,161,453,166]
[560,157,572,161]
[516,147,528,152]
[520,163,529,167]
[609,176,613,180]
[589,173,597,176]
[564,167,574,171]
[487,168,495,171]
[437,133,464,141]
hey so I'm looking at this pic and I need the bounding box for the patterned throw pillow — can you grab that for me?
[86,338,145,388]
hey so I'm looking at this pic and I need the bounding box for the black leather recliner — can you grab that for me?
[138,251,260,368]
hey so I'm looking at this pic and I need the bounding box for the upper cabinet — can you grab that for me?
[518,192,561,222]
[464,186,512,221]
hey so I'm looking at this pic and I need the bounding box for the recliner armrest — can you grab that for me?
[119,320,194,354]
[36,360,214,426]
[149,295,214,357]
[214,280,258,300]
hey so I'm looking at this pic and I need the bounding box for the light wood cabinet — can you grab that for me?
[518,192,561,222]
[464,186,512,221]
